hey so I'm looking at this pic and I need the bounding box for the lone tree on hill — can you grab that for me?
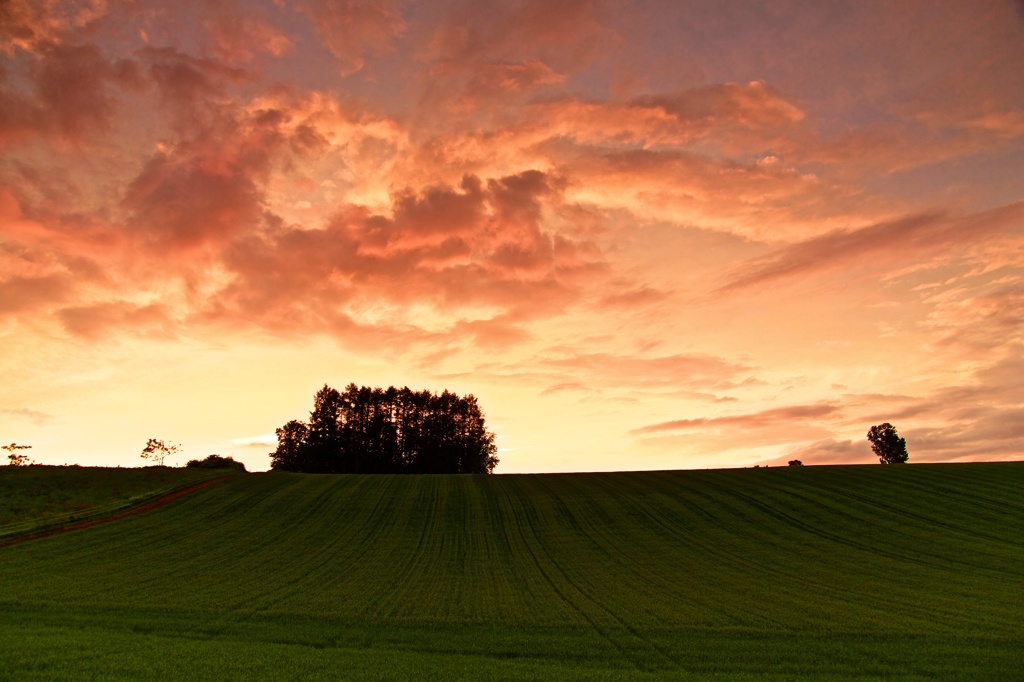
[788,459,803,466]
[270,383,499,474]
[140,438,180,466]
[867,423,909,464]
[3,443,33,466]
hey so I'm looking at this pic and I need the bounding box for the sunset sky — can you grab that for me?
[2,0,1022,473]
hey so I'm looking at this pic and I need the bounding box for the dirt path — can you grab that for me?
[0,474,234,549]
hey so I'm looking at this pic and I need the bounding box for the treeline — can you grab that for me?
[270,384,499,474]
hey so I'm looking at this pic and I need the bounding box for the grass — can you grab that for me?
[0,463,1021,679]
[0,465,234,540]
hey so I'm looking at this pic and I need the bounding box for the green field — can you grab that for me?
[1,464,1021,679]
[0,465,233,540]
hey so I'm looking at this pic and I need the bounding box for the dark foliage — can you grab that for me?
[140,439,179,466]
[3,443,33,466]
[270,384,499,474]
[186,454,247,472]
[788,459,803,466]
[867,423,909,464]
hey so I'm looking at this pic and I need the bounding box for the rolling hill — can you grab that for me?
[1,463,1021,679]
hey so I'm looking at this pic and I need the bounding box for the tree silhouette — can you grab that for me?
[3,443,33,466]
[185,454,246,471]
[141,438,180,466]
[270,383,499,474]
[866,423,909,464]
[788,459,803,466]
[271,420,309,473]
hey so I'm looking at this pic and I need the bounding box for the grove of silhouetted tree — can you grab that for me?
[270,384,499,474]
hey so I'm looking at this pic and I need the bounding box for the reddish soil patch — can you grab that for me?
[0,475,234,549]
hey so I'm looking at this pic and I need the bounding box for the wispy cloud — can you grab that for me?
[0,408,54,425]
[632,402,841,436]
[717,203,1024,292]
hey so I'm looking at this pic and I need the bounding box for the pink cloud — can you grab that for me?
[0,187,113,322]
[540,382,591,396]
[0,42,144,147]
[793,121,1021,177]
[413,0,611,120]
[541,352,749,390]
[470,60,565,93]
[202,170,605,342]
[965,111,1024,138]
[0,0,111,55]
[844,353,1024,463]
[140,47,247,124]
[629,81,804,131]
[0,274,71,316]
[123,151,268,250]
[117,90,336,254]
[295,0,406,75]
[531,144,868,243]
[0,407,53,425]
[423,0,608,71]
[37,44,129,139]
[718,203,1024,293]
[57,301,174,340]
[0,85,41,148]
[766,438,873,467]
[202,2,294,64]
[921,277,1024,355]
[632,402,841,435]
[519,81,805,151]
[452,316,532,351]
[595,286,668,310]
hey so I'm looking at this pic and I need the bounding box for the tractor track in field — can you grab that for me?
[0,475,234,549]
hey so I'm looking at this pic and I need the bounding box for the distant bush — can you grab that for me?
[788,460,803,466]
[185,455,246,472]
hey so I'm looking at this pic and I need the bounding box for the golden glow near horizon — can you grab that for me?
[1,1,1022,472]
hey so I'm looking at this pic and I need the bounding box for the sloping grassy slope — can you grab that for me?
[0,463,1021,680]
[0,465,233,540]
